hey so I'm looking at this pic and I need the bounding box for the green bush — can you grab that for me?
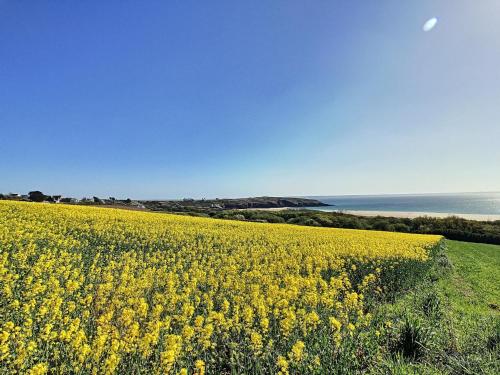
[287,217,321,226]
[392,315,434,360]
[245,212,285,223]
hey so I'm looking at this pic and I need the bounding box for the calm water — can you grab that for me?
[306,192,500,215]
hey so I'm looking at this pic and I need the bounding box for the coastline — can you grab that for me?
[336,210,500,222]
[244,207,500,221]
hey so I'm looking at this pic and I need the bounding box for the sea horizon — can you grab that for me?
[304,191,500,216]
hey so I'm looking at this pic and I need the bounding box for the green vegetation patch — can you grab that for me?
[371,240,500,374]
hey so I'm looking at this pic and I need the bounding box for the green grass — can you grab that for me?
[440,240,499,318]
[371,240,500,374]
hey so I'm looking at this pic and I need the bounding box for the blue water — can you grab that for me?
[306,192,500,215]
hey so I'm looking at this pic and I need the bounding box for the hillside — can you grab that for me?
[140,196,329,211]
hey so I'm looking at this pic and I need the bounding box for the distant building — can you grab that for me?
[60,197,79,203]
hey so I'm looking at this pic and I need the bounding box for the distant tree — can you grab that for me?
[125,198,132,204]
[0,194,4,200]
[28,191,47,202]
[287,217,320,226]
[393,223,410,232]
[372,219,390,231]
[247,212,285,224]
[93,196,103,204]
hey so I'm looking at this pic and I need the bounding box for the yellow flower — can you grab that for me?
[160,349,176,373]
[250,331,263,355]
[0,200,441,373]
[27,363,48,375]
[329,317,342,332]
[104,353,120,374]
[277,355,289,375]
[289,340,305,363]
[194,359,205,375]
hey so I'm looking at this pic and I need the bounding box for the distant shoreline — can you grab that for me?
[245,207,500,222]
[336,210,500,222]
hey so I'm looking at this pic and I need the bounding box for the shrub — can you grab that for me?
[247,212,285,223]
[393,315,434,360]
[393,223,411,232]
[287,217,321,226]
[436,253,453,270]
[421,292,441,318]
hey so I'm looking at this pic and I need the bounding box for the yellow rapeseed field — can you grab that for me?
[0,201,441,374]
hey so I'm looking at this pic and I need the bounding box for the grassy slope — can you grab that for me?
[436,240,500,371]
[373,240,499,374]
[440,240,499,318]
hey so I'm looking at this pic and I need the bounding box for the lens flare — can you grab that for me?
[423,17,438,32]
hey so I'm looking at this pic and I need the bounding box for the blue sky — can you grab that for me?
[1,1,499,199]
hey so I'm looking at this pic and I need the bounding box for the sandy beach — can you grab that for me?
[245,207,500,221]
[337,210,500,221]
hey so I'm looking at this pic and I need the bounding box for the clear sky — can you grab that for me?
[1,1,499,199]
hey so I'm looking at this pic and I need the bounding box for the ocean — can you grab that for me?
[306,192,500,215]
